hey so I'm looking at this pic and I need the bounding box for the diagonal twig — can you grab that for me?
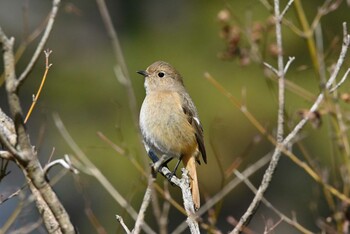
[24,49,52,123]
[17,0,60,86]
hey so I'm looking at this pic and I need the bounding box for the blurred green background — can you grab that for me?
[1,0,350,233]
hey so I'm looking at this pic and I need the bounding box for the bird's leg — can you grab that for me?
[163,156,183,183]
[147,150,182,185]
[154,154,173,172]
[147,150,159,164]
[147,150,160,178]
[172,157,182,176]
[148,150,173,177]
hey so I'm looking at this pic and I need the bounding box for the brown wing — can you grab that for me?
[182,104,207,164]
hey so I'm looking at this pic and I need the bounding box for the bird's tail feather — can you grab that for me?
[183,155,200,210]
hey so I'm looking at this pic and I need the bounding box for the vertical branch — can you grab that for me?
[275,0,286,144]
[230,0,292,233]
[133,176,155,234]
[157,166,200,233]
[179,169,200,234]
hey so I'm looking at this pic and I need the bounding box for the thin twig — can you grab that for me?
[263,62,278,76]
[233,170,313,234]
[133,176,155,234]
[43,154,79,180]
[0,184,28,205]
[17,0,60,86]
[330,68,350,92]
[280,0,295,19]
[24,49,52,123]
[283,56,295,74]
[115,215,131,234]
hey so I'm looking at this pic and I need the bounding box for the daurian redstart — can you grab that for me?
[138,61,206,210]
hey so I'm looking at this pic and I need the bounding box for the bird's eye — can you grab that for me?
[158,72,165,78]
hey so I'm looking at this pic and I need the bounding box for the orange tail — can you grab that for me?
[183,155,200,210]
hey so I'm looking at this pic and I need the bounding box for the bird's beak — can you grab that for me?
[137,70,148,77]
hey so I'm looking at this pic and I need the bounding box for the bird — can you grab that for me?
[138,61,207,210]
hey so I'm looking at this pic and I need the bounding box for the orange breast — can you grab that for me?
[140,91,197,157]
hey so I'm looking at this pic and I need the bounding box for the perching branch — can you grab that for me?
[153,162,200,233]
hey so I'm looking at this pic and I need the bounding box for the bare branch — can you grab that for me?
[1,3,75,231]
[284,56,295,74]
[232,0,288,231]
[263,62,278,76]
[155,165,200,233]
[133,176,155,234]
[179,169,200,234]
[43,154,79,179]
[116,215,131,234]
[233,170,313,234]
[0,184,28,205]
[17,0,60,86]
[330,68,350,93]
[231,21,350,234]
[280,0,295,19]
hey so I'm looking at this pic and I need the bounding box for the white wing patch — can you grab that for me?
[193,117,200,126]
